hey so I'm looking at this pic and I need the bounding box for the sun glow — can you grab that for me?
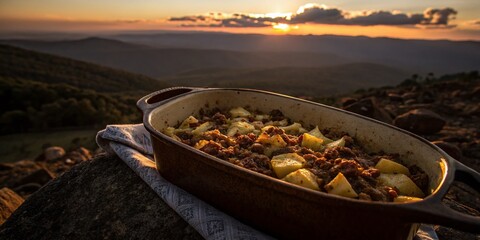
[273,23,292,32]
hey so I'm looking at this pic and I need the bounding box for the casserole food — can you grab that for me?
[138,87,480,240]
[165,107,428,202]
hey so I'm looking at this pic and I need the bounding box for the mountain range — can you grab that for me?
[111,32,480,75]
[2,32,479,96]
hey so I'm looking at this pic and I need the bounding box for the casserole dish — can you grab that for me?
[138,87,480,240]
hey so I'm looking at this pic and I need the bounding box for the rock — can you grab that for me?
[65,158,75,165]
[404,99,416,105]
[432,141,463,160]
[463,104,480,116]
[393,109,446,134]
[0,188,24,225]
[342,97,393,124]
[77,147,92,159]
[0,163,13,171]
[471,86,480,98]
[0,160,42,189]
[340,97,357,107]
[67,151,87,162]
[401,92,418,100]
[44,146,65,161]
[13,167,55,188]
[0,154,202,240]
[387,93,403,102]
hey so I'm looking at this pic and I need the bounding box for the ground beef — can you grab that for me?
[271,146,297,156]
[270,109,285,121]
[239,154,273,176]
[212,112,227,125]
[250,143,264,154]
[280,133,298,146]
[329,159,363,178]
[200,141,222,156]
[237,134,255,148]
[409,165,429,192]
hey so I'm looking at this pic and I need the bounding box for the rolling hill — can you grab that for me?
[162,63,409,96]
[0,44,170,134]
[0,42,169,92]
[1,37,352,78]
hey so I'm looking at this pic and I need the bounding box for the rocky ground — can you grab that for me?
[337,73,480,239]
[0,72,479,239]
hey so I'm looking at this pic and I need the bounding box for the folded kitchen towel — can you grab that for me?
[96,124,438,240]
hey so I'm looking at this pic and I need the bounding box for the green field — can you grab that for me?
[0,129,99,163]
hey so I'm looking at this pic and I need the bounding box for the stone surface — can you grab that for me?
[0,154,202,240]
[393,108,446,134]
[0,188,24,225]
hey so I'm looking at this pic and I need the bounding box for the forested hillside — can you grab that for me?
[0,44,170,134]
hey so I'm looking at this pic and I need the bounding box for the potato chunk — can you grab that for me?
[191,122,213,135]
[280,122,307,135]
[394,196,423,203]
[326,137,345,148]
[257,133,287,147]
[179,116,198,129]
[308,126,333,144]
[375,158,410,175]
[194,140,209,149]
[282,169,320,190]
[257,133,288,156]
[227,121,255,136]
[271,153,306,178]
[229,107,251,118]
[301,133,324,151]
[325,172,358,198]
[377,173,425,198]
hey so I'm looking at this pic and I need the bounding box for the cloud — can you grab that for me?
[422,8,457,25]
[169,16,209,22]
[169,4,458,28]
[290,5,343,24]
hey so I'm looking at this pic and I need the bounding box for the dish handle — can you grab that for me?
[406,161,480,233]
[137,87,205,113]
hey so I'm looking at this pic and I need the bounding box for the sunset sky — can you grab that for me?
[1,0,479,40]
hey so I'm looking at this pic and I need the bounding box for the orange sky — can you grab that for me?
[0,1,479,40]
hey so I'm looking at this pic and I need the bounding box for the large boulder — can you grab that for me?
[393,109,446,134]
[0,154,202,240]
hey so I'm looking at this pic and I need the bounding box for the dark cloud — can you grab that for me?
[422,8,457,25]
[169,4,457,28]
[290,7,343,24]
[173,12,286,28]
[342,11,425,26]
[169,16,209,22]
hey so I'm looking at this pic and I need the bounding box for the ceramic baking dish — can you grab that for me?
[137,87,480,240]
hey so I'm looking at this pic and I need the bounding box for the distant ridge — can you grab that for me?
[0,43,169,92]
[162,62,409,96]
[3,34,479,78]
[1,37,352,78]
[110,33,480,75]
